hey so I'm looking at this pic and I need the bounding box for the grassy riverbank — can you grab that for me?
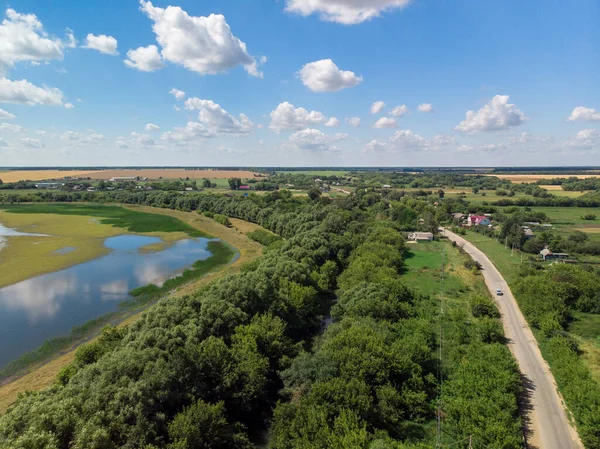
[0,206,263,413]
[0,204,205,287]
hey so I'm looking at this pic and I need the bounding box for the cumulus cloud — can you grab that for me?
[117,132,156,149]
[0,77,64,106]
[366,130,454,153]
[298,59,362,92]
[285,0,413,24]
[185,98,253,135]
[83,34,118,55]
[454,95,526,133]
[19,137,43,148]
[568,106,600,122]
[289,128,347,151]
[417,103,433,113]
[325,117,340,127]
[0,123,24,132]
[161,121,212,144]
[64,102,74,109]
[346,117,361,128]
[0,8,65,73]
[390,105,408,117]
[145,123,160,131]
[60,131,105,144]
[169,88,185,101]
[374,117,396,128]
[565,129,600,149]
[269,102,329,132]
[0,108,15,119]
[124,45,164,72]
[371,101,385,114]
[139,1,263,77]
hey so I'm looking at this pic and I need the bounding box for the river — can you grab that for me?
[0,232,214,369]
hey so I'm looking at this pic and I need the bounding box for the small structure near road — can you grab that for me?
[408,232,434,242]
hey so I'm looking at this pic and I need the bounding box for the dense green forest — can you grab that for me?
[0,189,522,448]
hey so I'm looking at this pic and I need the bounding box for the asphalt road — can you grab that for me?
[442,229,582,449]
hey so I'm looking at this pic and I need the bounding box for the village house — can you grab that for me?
[467,215,491,227]
[408,232,434,242]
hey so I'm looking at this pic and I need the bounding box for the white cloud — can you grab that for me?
[139,1,263,77]
[346,117,361,128]
[289,128,347,151]
[19,137,43,148]
[64,102,74,109]
[374,117,396,128]
[390,105,408,117]
[162,121,213,144]
[454,95,526,133]
[366,130,454,153]
[298,59,362,92]
[0,8,65,73]
[145,123,160,131]
[417,103,433,113]
[0,108,15,119]
[76,98,83,103]
[184,98,253,135]
[285,0,413,25]
[325,117,340,127]
[172,105,181,112]
[116,132,156,149]
[371,101,385,114]
[269,102,328,132]
[60,131,105,144]
[124,45,164,72]
[565,129,600,149]
[83,34,118,56]
[169,88,185,101]
[0,138,7,146]
[65,29,77,49]
[0,123,24,132]
[567,106,600,122]
[0,77,64,106]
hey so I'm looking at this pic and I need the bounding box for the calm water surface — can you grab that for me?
[0,233,214,369]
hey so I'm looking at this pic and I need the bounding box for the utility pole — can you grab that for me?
[469,435,473,449]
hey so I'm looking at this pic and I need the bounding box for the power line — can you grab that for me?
[436,247,446,448]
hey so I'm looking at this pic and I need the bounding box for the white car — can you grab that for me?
[495,289,503,296]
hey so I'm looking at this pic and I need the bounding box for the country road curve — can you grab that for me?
[442,228,583,449]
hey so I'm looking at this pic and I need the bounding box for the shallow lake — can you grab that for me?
[0,233,215,369]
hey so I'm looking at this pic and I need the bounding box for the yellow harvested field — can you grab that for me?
[0,169,263,182]
[491,174,600,183]
[0,170,97,183]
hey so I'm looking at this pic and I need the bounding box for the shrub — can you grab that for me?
[213,213,231,227]
[582,214,597,220]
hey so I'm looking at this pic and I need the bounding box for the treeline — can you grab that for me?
[536,177,600,191]
[515,265,600,447]
[491,192,600,208]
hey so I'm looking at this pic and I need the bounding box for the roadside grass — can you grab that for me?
[460,232,524,284]
[0,206,264,412]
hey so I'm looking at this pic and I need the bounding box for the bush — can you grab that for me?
[470,296,500,318]
[582,214,597,220]
[213,213,231,227]
[247,229,282,247]
[464,259,482,271]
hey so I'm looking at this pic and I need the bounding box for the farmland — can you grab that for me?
[0,168,263,183]
[491,173,600,183]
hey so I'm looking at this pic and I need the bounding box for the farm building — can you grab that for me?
[408,232,434,242]
[239,185,251,190]
[468,215,491,226]
[35,182,64,189]
[540,247,569,261]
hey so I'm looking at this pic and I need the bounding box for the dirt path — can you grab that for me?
[0,208,263,413]
[442,229,583,449]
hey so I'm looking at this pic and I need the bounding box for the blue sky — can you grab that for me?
[0,0,599,166]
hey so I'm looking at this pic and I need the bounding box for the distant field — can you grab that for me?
[0,169,262,183]
[276,170,349,176]
[492,174,600,183]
